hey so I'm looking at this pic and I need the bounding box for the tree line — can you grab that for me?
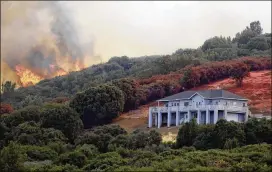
[0,105,271,171]
[1,56,271,128]
[1,21,271,109]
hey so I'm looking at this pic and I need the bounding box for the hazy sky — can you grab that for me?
[59,1,271,61]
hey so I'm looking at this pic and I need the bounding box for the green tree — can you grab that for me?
[1,105,41,128]
[148,130,162,146]
[112,78,139,111]
[76,144,99,159]
[180,68,199,89]
[229,62,250,87]
[0,141,25,172]
[58,151,87,168]
[176,119,199,148]
[69,84,124,128]
[19,95,43,108]
[213,119,245,149]
[245,118,272,144]
[40,104,83,142]
[233,21,263,47]
[250,21,263,35]
[247,36,270,51]
[201,36,232,52]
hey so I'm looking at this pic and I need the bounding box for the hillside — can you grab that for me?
[1,21,271,110]
[113,70,271,137]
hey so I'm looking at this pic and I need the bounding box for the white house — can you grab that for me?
[148,89,249,128]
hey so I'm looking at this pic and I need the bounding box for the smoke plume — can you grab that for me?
[1,1,97,87]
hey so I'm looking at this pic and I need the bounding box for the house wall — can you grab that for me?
[220,99,247,107]
[180,99,191,107]
[191,94,204,106]
[204,99,219,105]
[160,94,248,113]
[226,112,238,122]
[166,98,248,108]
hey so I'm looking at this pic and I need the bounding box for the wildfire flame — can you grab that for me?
[15,59,85,87]
[15,65,44,87]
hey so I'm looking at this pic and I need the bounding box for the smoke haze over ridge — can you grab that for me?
[1,1,271,86]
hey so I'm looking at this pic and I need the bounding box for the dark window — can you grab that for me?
[243,103,246,107]
[184,102,189,106]
[177,103,179,106]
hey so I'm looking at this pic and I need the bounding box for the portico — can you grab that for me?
[148,109,228,128]
[148,89,249,128]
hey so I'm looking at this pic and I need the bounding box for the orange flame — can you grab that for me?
[14,59,86,87]
[15,65,44,87]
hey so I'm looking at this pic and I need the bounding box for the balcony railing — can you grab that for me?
[150,105,247,113]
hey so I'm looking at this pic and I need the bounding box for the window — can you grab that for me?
[216,102,218,105]
[184,102,189,106]
[209,100,212,104]
[243,103,246,107]
[177,103,179,106]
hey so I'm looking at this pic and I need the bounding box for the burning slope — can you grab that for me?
[1,1,97,87]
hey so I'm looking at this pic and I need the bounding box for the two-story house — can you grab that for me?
[148,89,249,128]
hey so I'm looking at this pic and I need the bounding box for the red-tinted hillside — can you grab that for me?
[114,70,271,132]
[192,70,271,115]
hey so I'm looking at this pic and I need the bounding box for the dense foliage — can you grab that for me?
[0,20,271,171]
[176,118,272,150]
[0,106,271,172]
[69,84,124,128]
[1,21,271,110]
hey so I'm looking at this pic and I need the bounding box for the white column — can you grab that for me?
[197,110,201,124]
[148,108,152,128]
[176,111,179,126]
[214,109,218,124]
[158,111,162,128]
[206,109,209,124]
[167,109,171,127]
[224,110,227,120]
[245,108,249,122]
[155,113,158,126]
[187,111,190,122]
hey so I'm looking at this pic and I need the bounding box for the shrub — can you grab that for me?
[20,145,58,161]
[70,84,125,128]
[58,151,87,168]
[0,103,14,115]
[40,104,83,141]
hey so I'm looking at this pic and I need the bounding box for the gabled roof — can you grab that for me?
[158,89,247,101]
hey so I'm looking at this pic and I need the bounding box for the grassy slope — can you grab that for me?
[113,70,271,141]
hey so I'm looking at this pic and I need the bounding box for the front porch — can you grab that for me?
[148,109,244,128]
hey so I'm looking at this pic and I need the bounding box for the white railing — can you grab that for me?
[150,105,247,112]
